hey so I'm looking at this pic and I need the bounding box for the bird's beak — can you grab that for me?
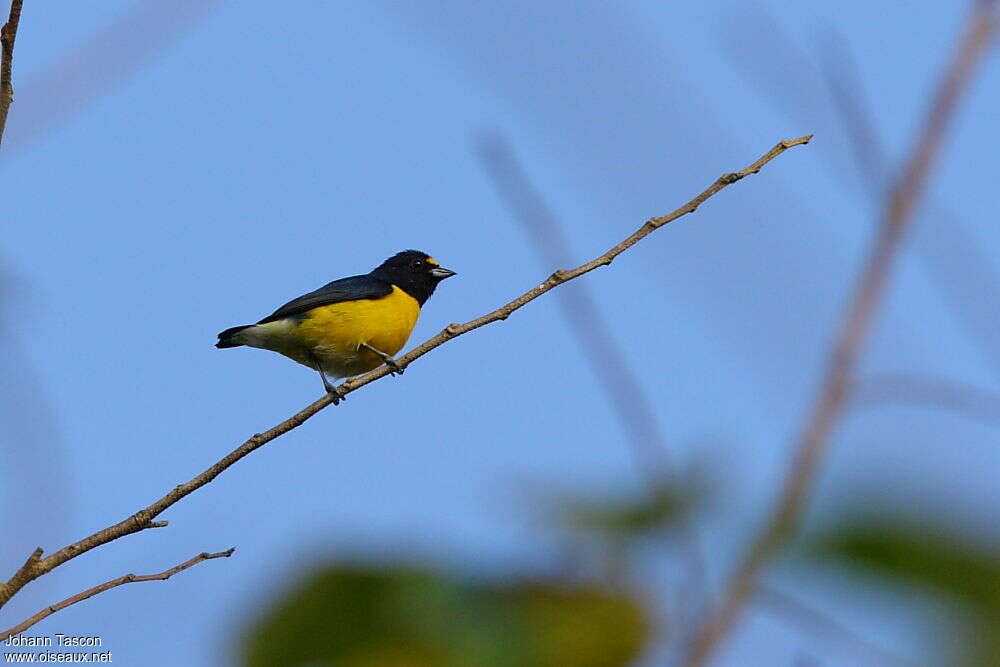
[430,267,456,279]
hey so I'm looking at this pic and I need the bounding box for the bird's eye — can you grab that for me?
[411,260,422,268]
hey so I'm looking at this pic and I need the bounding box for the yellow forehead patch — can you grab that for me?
[425,257,439,266]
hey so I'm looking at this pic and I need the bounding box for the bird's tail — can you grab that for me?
[216,324,254,348]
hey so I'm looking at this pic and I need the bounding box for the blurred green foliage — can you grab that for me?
[241,563,648,667]
[239,477,704,665]
[808,515,1000,665]
[812,520,1000,611]
[549,480,692,539]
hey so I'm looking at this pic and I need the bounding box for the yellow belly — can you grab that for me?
[252,286,420,378]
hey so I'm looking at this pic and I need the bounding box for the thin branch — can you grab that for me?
[0,549,234,640]
[0,0,23,147]
[684,4,998,665]
[0,134,811,610]
[853,373,1000,424]
[0,523,167,608]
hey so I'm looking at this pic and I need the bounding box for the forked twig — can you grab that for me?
[0,549,235,640]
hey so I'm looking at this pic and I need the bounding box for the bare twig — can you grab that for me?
[0,135,812,610]
[0,549,234,640]
[0,523,167,609]
[853,373,1000,424]
[0,0,23,147]
[684,5,998,665]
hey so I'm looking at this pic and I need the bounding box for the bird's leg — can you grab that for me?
[308,351,345,404]
[360,342,404,376]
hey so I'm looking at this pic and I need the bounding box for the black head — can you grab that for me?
[370,250,456,305]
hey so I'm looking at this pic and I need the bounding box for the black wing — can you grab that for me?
[257,274,393,324]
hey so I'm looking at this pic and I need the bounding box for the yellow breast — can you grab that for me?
[291,285,421,377]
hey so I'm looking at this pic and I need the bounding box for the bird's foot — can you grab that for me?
[360,343,404,377]
[321,378,346,405]
[326,386,346,405]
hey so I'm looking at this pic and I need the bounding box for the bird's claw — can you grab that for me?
[360,342,404,377]
[323,382,346,404]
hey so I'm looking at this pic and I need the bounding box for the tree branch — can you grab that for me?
[684,4,998,664]
[1,549,42,608]
[0,549,234,640]
[0,0,23,147]
[0,134,811,610]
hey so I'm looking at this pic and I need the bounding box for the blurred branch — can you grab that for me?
[720,7,1000,376]
[0,548,234,640]
[0,134,811,611]
[2,0,224,157]
[757,587,914,666]
[474,133,676,484]
[813,27,887,201]
[475,131,708,632]
[685,4,998,665]
[853,373,1000,424]
[0,0,23,147]
[816,26,1000,379]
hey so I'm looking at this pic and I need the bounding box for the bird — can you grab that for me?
[216,250,455,402]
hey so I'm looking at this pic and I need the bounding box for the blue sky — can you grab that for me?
[1,1,997,664]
